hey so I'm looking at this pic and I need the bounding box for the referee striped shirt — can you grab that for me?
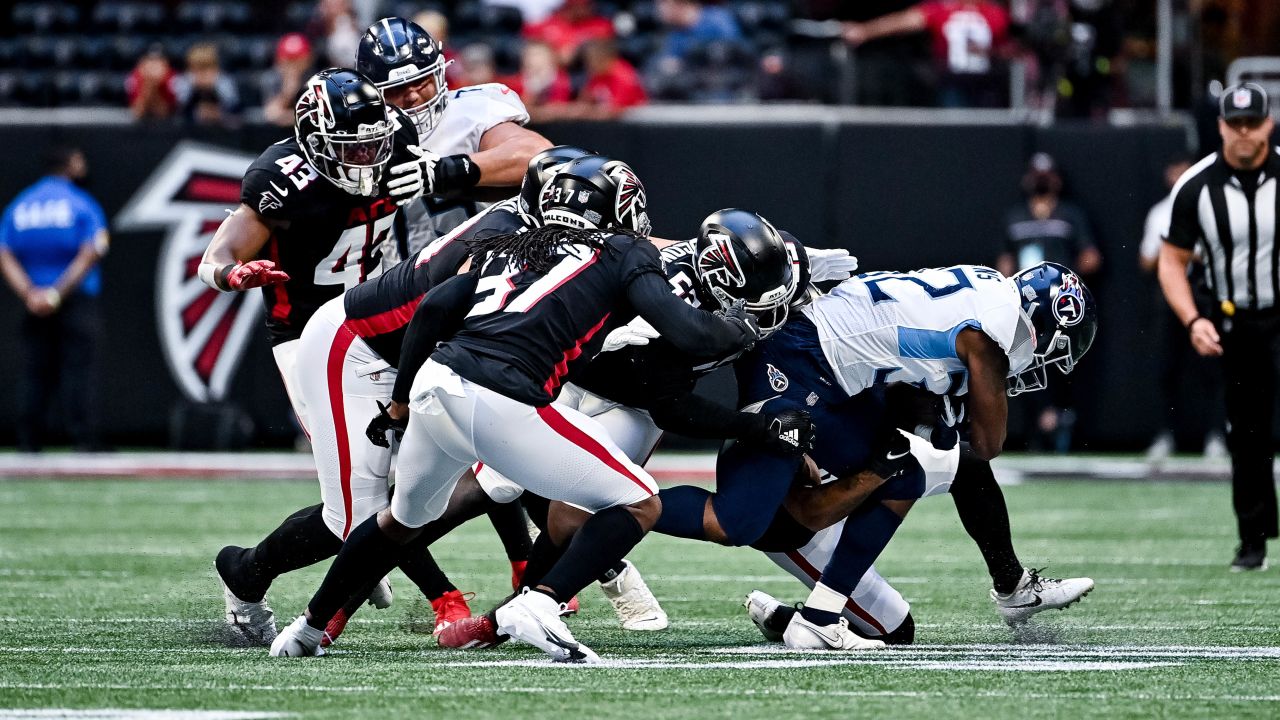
[1166,147,1280,311]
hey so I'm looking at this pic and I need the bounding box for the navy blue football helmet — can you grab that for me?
[294,68,394,197]
[695,209,795,338]
[519,145,595,221]
[1008,262,1098,396]
[357,17,450,139]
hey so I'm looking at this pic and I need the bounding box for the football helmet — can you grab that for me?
[695,209,795,338]
[1008,262,1098,396]
[538,155,651,236]
[357,17,450,139]
[294,68,394,197]
[519,145,595,221]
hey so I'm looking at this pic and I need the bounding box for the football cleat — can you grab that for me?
[783,615,886,651]
[1230,543,1267,572]
[437,614,505,649]
[431,589,474,636]
[367,576,394,609]
[215,547,277,645]
[561,595,580,616]
[744,590,786,642]
[991,567,1095,625]
[495,588,599,663]
[269,615,326,657]
[321,608,348,648]
[599,560,668,631]
[511,560,528,589]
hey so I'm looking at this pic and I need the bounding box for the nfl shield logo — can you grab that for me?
[1234,88,1253,109]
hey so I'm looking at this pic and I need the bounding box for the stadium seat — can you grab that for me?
[0,71,19,106]
[110,35,150,72]
[284,2,315,31]
[75,37,111,70]
[52,71,81,106]
[14,71,56,107]
[93,2,168,34]
[175,1,253,34]
[12,3,81,35]
[0,39,19,69]
[733,0,790,33]
[624,2,660,34]
[451,1,485,35]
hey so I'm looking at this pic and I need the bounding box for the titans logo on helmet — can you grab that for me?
[1053,272,1086,327]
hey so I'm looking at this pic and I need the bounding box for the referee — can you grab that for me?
[1159,82,1278,571]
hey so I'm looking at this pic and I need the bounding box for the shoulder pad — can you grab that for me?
[448,83,530,124]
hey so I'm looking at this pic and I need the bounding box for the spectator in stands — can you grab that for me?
[261,33,314,128]
[1140,156,1227,462]
[488,0,563,25]
[654,0,744,65]
[502,40,574,121]
[414,10,465,88]
[575,38,648,118]
[0,146,109,453]
[307,0,361,67]
[459,43,499,87]
[998,152,1101,453]
[523,0,616,67]
[125,44,178,121]
[842,0,1011,108]
[173,43,240,127]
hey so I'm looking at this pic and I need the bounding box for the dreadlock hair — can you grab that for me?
[465,225,646,274]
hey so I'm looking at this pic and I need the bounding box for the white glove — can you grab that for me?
[387,145,439,206]
[600,318,661,353]
[805,246,860,282]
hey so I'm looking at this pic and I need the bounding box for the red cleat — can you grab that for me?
[436,614,505,649]
[321,608,348,648]
[431,589,474,636]
[562,595,580,616]
[510,560,527,589]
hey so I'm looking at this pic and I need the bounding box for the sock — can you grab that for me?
[821,504,903,600]
[235,504,341,602]
[653,485,712,539]
[538,506,646,604]
[396,548,457,602]
[304,514,401,629]
[487,501,534,561]
[519,532,565,590]
[521,493,551,534]
[799,582,847,626]
[950,447,1023,594]
[597,560,628,584]
[766,603,798,636]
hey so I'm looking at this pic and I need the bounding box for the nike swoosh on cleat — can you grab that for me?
[1006,596,1043,609]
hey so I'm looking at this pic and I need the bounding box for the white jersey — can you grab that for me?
[801,265,1035,397]
[401,83,531,255]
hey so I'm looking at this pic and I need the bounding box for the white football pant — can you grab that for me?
[271,338,310,433]
[392,360,658,529]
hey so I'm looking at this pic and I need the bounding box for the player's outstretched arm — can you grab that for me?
[626,269,758,357]
[199,204,288,292]
[472,122,553,187]
[955,329,1009,461]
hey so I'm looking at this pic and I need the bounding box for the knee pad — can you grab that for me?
[749,508,817,552]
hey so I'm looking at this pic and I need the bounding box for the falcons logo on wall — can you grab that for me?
[116,141,259,403]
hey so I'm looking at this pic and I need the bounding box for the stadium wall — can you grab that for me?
[0,119,1198,450]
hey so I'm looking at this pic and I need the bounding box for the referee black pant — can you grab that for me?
[18,293,101,451]
[1221,311,1280,545]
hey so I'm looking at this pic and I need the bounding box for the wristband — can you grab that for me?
[217,263,236,292]
[435,154,482,194]
[1186,315,1207,332]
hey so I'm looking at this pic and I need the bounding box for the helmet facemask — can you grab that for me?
[707,282,792,339]
[382,56,451,139]
[1007,328,1078,396]
[306,120,394,196]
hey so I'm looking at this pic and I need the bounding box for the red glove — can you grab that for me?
[226,260,290,290]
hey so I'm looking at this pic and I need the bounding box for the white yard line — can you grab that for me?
[0,711,292,720]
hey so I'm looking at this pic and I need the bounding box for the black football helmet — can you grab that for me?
[538,155,652,235]
[519,145,595,221]
[694,209,795,338]
[294,68,395,197]
[1007,262,1098,396]
[357,17,450,139]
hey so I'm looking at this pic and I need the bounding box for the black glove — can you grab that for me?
[866,424,914,479]
[746,409,816,457]
[927,395,965,451]
[717,298,760,350]
[433,154,482,195]
[365,401,408,449]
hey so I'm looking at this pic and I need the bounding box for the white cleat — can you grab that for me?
[744,590,785,642]
[219,577,277,645]
[269,615,326,657]
[495,588,599,663]
[991,567,1095,626]
[783,614,886,651]
[367,576,394,609]
[599,560,668,631]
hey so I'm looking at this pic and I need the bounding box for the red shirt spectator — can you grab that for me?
[125,46,178,120]
[917,1,1009,75]
[502,41,574,108]
[523,0,615,65]
[580,40,647,115]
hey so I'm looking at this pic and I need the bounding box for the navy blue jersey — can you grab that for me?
[343,198,528,365]
[238,108,419,345]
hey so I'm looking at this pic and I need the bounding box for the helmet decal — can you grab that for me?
[697,231,747,290]
[1052,272,1085,326]
[609,163,648,234]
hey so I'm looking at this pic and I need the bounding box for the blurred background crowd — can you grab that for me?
[1,0,1278,122]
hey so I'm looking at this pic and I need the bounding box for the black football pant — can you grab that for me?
[1220,312,1280,544]
[18,294,101,451]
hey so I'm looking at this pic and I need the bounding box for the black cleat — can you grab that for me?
[1230,543,1267,572]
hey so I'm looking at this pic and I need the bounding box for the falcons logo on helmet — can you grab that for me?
[608,162,650,235]
[116,141,260,403]
[697,231,746,290]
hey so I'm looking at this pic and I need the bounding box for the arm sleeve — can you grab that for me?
[1165,179,1201,250]
[0,207,12,249]
[646,390,767,440]
[391,272,479,404]
[625,268,751,358]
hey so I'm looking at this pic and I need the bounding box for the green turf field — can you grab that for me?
[2,477,1279,719]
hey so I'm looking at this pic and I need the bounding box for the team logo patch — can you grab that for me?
[697,231,746,290]
[767,363,789,392]
[1053,272,1086,327]
[116,141,260,403]
[258,190,282,214]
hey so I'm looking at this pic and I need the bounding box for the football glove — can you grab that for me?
[748,409,816,457]
[717,298,760,350]
[388,146,481,205]
[915,395,965,451]
[867,425,915,479]
[224,260,290,291]
[365,401,408,449]
[804,247,860,283]
[601,317,661,353]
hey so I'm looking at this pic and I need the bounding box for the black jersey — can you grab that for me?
[342,198,530,365]
[428,235,753,407]
[238,110,419,345]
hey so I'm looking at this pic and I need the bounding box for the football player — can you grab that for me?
[270,158,760,661]
[654,262,1099,649]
